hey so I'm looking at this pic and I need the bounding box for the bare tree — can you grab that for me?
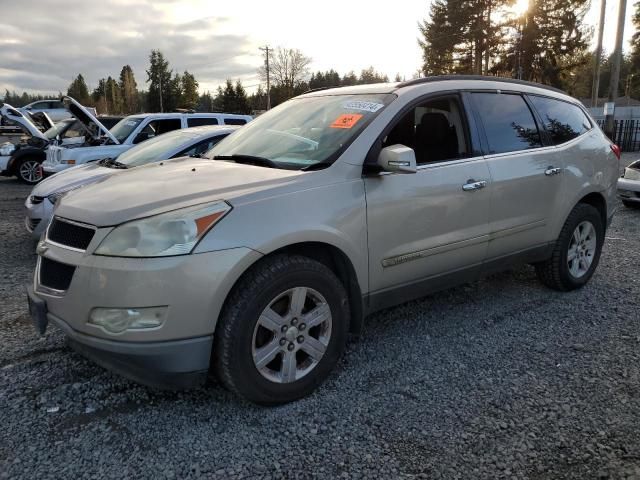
[259,47,312,99]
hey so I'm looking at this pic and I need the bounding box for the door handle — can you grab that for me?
[545,166,562,176]
[462,180,487,191]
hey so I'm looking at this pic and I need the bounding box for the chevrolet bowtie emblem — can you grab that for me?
[36,241,48,255]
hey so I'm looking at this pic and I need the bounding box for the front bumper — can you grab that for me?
[617,177,640,203]
[27,284,211,388]
[42,163,70,176]
[29,243,262,387]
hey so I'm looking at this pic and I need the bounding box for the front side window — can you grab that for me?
[529,96,592,145]
[472,92,542,154]
[206,93,394,169]
[142,118,182,136]
[382,96,469,164]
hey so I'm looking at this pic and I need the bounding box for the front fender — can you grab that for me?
[8,148,45,173]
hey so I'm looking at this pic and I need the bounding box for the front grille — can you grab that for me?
[47,217,95,250]
[25,217,41,232]
[39,257,76,291]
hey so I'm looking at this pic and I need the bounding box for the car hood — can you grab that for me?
[61,96,119,144]
[32,163,118,196]
[56,157,307,226]
[0,103,48,141]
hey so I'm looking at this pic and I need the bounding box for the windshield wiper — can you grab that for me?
[98,158,128,169]
[213,154,278,169]
[302,161,333,171]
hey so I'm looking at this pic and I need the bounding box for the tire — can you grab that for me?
[622,199,640,209]
[15,157,43,184]
[213,254,350,405]
[535,203,604,291]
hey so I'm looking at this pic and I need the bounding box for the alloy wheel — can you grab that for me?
[567,220,597,278]
[19,160,42,183]
[251,286,332,384]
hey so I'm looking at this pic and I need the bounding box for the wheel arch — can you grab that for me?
[221,241,365,336]
[7,148,45,174]
[577,191,607,229]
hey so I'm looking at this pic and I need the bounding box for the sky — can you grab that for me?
[0,0,635,96]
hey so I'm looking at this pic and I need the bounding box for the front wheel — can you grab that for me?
[535,203,604,291]
[16,157,43,184]
[213,255,350,405]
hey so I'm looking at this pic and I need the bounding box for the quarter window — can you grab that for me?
[472,92,542,154]
[223,118,247,125]
[529,96,591,145]
[187,117,219,127]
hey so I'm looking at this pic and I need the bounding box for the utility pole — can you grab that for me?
[259,46,271,110]
[591,0,606,108]
[605,0,628,139]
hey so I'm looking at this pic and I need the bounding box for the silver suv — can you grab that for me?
[27,77,619,404]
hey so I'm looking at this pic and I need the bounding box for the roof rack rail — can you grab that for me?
[173,108,196,114]
[397,75,566,94]
[303,86,341,94]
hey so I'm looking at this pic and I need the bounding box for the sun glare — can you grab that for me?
[510,0,530,16]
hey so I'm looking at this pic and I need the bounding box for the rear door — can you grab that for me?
[469,91,564,260]
[365,93,491,301]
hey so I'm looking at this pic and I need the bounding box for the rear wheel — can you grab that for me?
[15,157,42,184]
[535,203,604,291]
[213,255,350,405]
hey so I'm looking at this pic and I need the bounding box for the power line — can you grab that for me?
[259,45,271,110]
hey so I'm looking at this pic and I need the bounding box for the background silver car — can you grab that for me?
[27,77,618,404]
[25,125,237,238]
[617,159,640,208]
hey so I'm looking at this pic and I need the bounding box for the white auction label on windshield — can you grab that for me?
[342,101,384,113]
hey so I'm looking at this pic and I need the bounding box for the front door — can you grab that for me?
[365,94,492,302]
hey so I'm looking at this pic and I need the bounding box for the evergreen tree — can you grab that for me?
[341,71,358,86]
[146,50,173,112]
[105,76,122,114]
[119,65,138,114]
[418,0,462,75]
[221,79,236,113]
[181,71,199,110]
[234,80,251,114]
[358,67,389,84]
[66,74,90,104]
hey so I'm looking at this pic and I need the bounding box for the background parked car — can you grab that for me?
[42,98,252,176]
[1,100,123,184]
[617,159,640,208]
[25,125,237,238]
[19,99,95,122]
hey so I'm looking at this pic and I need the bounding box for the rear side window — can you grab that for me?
[187,117,219,127]
[529,96,592,145]
[223,118,247,125]
[472,92,542,154]
[144,118,182,135]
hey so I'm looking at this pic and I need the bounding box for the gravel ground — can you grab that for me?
[1,154,639,479]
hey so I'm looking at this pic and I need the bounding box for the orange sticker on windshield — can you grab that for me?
[330,113,363,129]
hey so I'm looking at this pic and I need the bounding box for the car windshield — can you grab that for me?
[205,93,395,169]
[109,117,144,143]
[116,129,196,168]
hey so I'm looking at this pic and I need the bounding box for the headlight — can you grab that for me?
[0,144,15,156]
[624,167,640,181]
[47,191,66,205]
[95,201,231,257]
[46,185,83,205]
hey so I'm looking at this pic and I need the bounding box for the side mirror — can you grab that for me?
[377,144,417,174]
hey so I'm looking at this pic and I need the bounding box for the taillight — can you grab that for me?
[610,144,621,160]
